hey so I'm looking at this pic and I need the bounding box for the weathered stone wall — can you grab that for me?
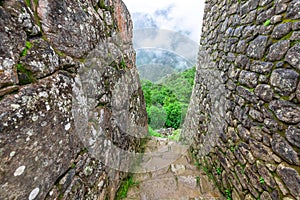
[182,0,300,199]
[0,0,147,199]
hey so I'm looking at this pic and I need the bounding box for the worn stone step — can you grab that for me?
[124,138,225,200]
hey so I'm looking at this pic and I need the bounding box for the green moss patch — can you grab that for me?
[115,176,139,200]
[17,63,36,84]
[20,41,33,57]
[25,0,31,7]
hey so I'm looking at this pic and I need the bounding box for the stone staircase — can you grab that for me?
[124,137,225,200]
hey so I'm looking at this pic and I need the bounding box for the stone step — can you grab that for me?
[124,138,225,200]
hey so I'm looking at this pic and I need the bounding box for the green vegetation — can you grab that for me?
[216,167,222,175]
[109,56,127,70]
[116,176,139,200]
[147,105,167,129]
[142,67,196,130]
[259,177,265,184]
[17,63,36,84]
[203,166,209,174]
[71,163,76,169]
[148,126,165,138]
[167,129,181,141]
[98,0,107,9]
[21,41,33,57]
[120,57,127,69]
[190,151,201,169]
[25,0,31,7]
[225,189,232,200]
[264,19,271,26]
[194,160,201,169]
[196,176,200,186]
[148,127,181,141]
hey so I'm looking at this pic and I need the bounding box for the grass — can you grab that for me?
[148,127,181,141]
[25,0,31,7]
[115,176,139,200]
[148,126,165,138]
[167,129,181,141]
[120,57,127,69]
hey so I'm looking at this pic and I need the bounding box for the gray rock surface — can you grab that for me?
[285,126,300,148]
[277,163,300,199]
[270,68,299,95]
[266,40,290,61]
[285,43,300,70]
[269,100,300,123]
[0,0,147,199]
[247,36,268,59]
[182,0,300,199]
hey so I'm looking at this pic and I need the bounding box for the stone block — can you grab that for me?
[271,133,299,165]
[270,68,299,95]
[286,125,300,148]
[254,84,273,102]
[269,100,300,123]
[286,0,300,19]
[246,36,268,59]
[285,43,300,70]
[266,40,290,61]
[277,163,300,199]
[271,23,292,39]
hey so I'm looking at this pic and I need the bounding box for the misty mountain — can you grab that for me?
[131,13,158,29]
[136,48,194,82]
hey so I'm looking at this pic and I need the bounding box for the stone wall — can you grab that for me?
[182,0,300,199]
[0,0,147,199]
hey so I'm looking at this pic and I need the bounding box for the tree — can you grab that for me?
[148,106,167,129]
[164,102,182,129]
[141,67,196,130]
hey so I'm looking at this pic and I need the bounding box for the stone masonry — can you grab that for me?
[0,0,147,199]
[182,0,300,199]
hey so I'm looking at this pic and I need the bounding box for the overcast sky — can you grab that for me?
[122,0,205,42]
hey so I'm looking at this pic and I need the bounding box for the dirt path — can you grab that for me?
[124,137,225,200]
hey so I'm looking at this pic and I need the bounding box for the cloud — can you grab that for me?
[122,0,205,42]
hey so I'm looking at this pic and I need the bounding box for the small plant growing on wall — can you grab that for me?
[120,57,127,69]
[225,189,232,200]
[194,160,201,169]
[196,176,200,186]
[259,177,265,184]
[216,167,222,175]
[21,41,33,57]
[264,19,271,26]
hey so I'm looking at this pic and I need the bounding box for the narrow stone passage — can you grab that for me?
[124,137,224,200]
